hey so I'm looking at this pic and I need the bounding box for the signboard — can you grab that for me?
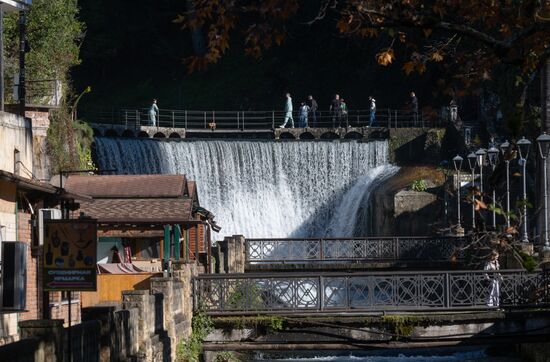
[43,219,97,291]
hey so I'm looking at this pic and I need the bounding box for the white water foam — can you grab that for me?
[94,138,398,238]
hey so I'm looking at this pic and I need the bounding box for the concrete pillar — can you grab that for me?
[81,306,117,362]
[122,290,154,359]
[150,277,176,361]
[220,235,246,273]
[19,319,64,362]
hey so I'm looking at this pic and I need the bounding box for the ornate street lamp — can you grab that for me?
[467,152,477,229]
[537,132,550,251]
[487,146,499,229]
[517,137,531,243]
[476,148,487,194]
[453,155,464,231]
[500,140,511,228]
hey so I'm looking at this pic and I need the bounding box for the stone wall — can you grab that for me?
[0,263,198,361]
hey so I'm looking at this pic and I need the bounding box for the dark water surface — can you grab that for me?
[253,346,524,361]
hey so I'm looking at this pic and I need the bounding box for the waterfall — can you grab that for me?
[94,137,397,238]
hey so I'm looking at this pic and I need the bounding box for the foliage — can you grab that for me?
[3,0,83,84]
[179,0,550,103]
[218,315,285,333]
[226,283,264,310]
[410,179,427,192]
[177,312,214,362]
[214,351,240,362]
[46,89,96,175]
[380,315,422,340]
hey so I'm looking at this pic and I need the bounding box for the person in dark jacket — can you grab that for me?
[410,91,419,126]
[307,95,318,127]
[330,94,342,128]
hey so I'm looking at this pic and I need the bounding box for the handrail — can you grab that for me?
[245,236,466,263]
[193,269,549,313]
[81,107,443,130]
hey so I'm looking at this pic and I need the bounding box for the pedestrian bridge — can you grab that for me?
[194,269,547,315]
[84,107,441,140]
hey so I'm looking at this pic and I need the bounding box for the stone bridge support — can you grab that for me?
[214,235,246,273]
[274,126,388,140]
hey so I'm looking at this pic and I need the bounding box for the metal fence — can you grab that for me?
[194,270,549,314]
[81,107,440,130]
[6,78,61,107]
[246,237,466,264]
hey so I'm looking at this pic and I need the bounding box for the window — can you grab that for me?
[129,238,160,260]
[61,291,79,302]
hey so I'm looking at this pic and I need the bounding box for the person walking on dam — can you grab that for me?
[280,93,294,128]
[149,98,159,126]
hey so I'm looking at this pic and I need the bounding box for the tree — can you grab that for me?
[178,1,550,121]
[3,0,90,174]
[3,0,83,84]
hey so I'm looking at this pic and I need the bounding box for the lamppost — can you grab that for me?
[453,155,464,231]
[476,148,487,195]
[517,137,531,243]
[500,140,511,228]
[487,146,499,229]
[467,152,477,229]
[537,132,550,251]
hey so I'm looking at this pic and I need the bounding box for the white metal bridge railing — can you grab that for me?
[193,269,549,314]
[245,236,466,264]
[82,107,439,130]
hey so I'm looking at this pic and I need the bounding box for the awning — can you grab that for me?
[97,263,146,274]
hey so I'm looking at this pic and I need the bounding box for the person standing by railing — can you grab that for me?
[330,94,341,128]
[340,98,349,127]
[368,96,376,127]
[410,91,419,126]
[299,102,310,128]
[279,93,294,128]
[149,98,159,126]
[484,251,501,307]
[307,95,318,127]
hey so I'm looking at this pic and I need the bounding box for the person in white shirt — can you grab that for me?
[368,96,376,127]
[279,93,294,128]
[484,251,501,307]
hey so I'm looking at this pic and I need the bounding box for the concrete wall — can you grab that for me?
[0,111,33,176]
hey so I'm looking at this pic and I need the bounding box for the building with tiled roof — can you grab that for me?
[65,174,215,275]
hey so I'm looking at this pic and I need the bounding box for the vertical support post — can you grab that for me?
[471,168,476,229]
[67,291,72,362]
[18,10,26,116]
[185,227,190,263]
[237,111,239,129]
[204,112,207,129]
[319,238,324,261]
[0,5,4,112]
[172,111,175,128]
[272,111,275,129]
[445,273,451,308]
[163,225,171,272]
[242,111,245,131]
[544,157,550,249]
[195,225,199,262]
[394,110,397,129]
[318,275,324,311]
[457,169,461,229]
[185,110,188,129]
[174,224,181,261]
[521,158,529,243]
[505,160,511,228]
[135,109,139,127]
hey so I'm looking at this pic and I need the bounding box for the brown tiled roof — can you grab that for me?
[77,198,193,223]
[187,181,196,198]
[65,175,187,198]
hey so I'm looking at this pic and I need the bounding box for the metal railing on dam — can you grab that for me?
[193,270,549,315]
[82,107,438,130]
[245,236,466,264]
